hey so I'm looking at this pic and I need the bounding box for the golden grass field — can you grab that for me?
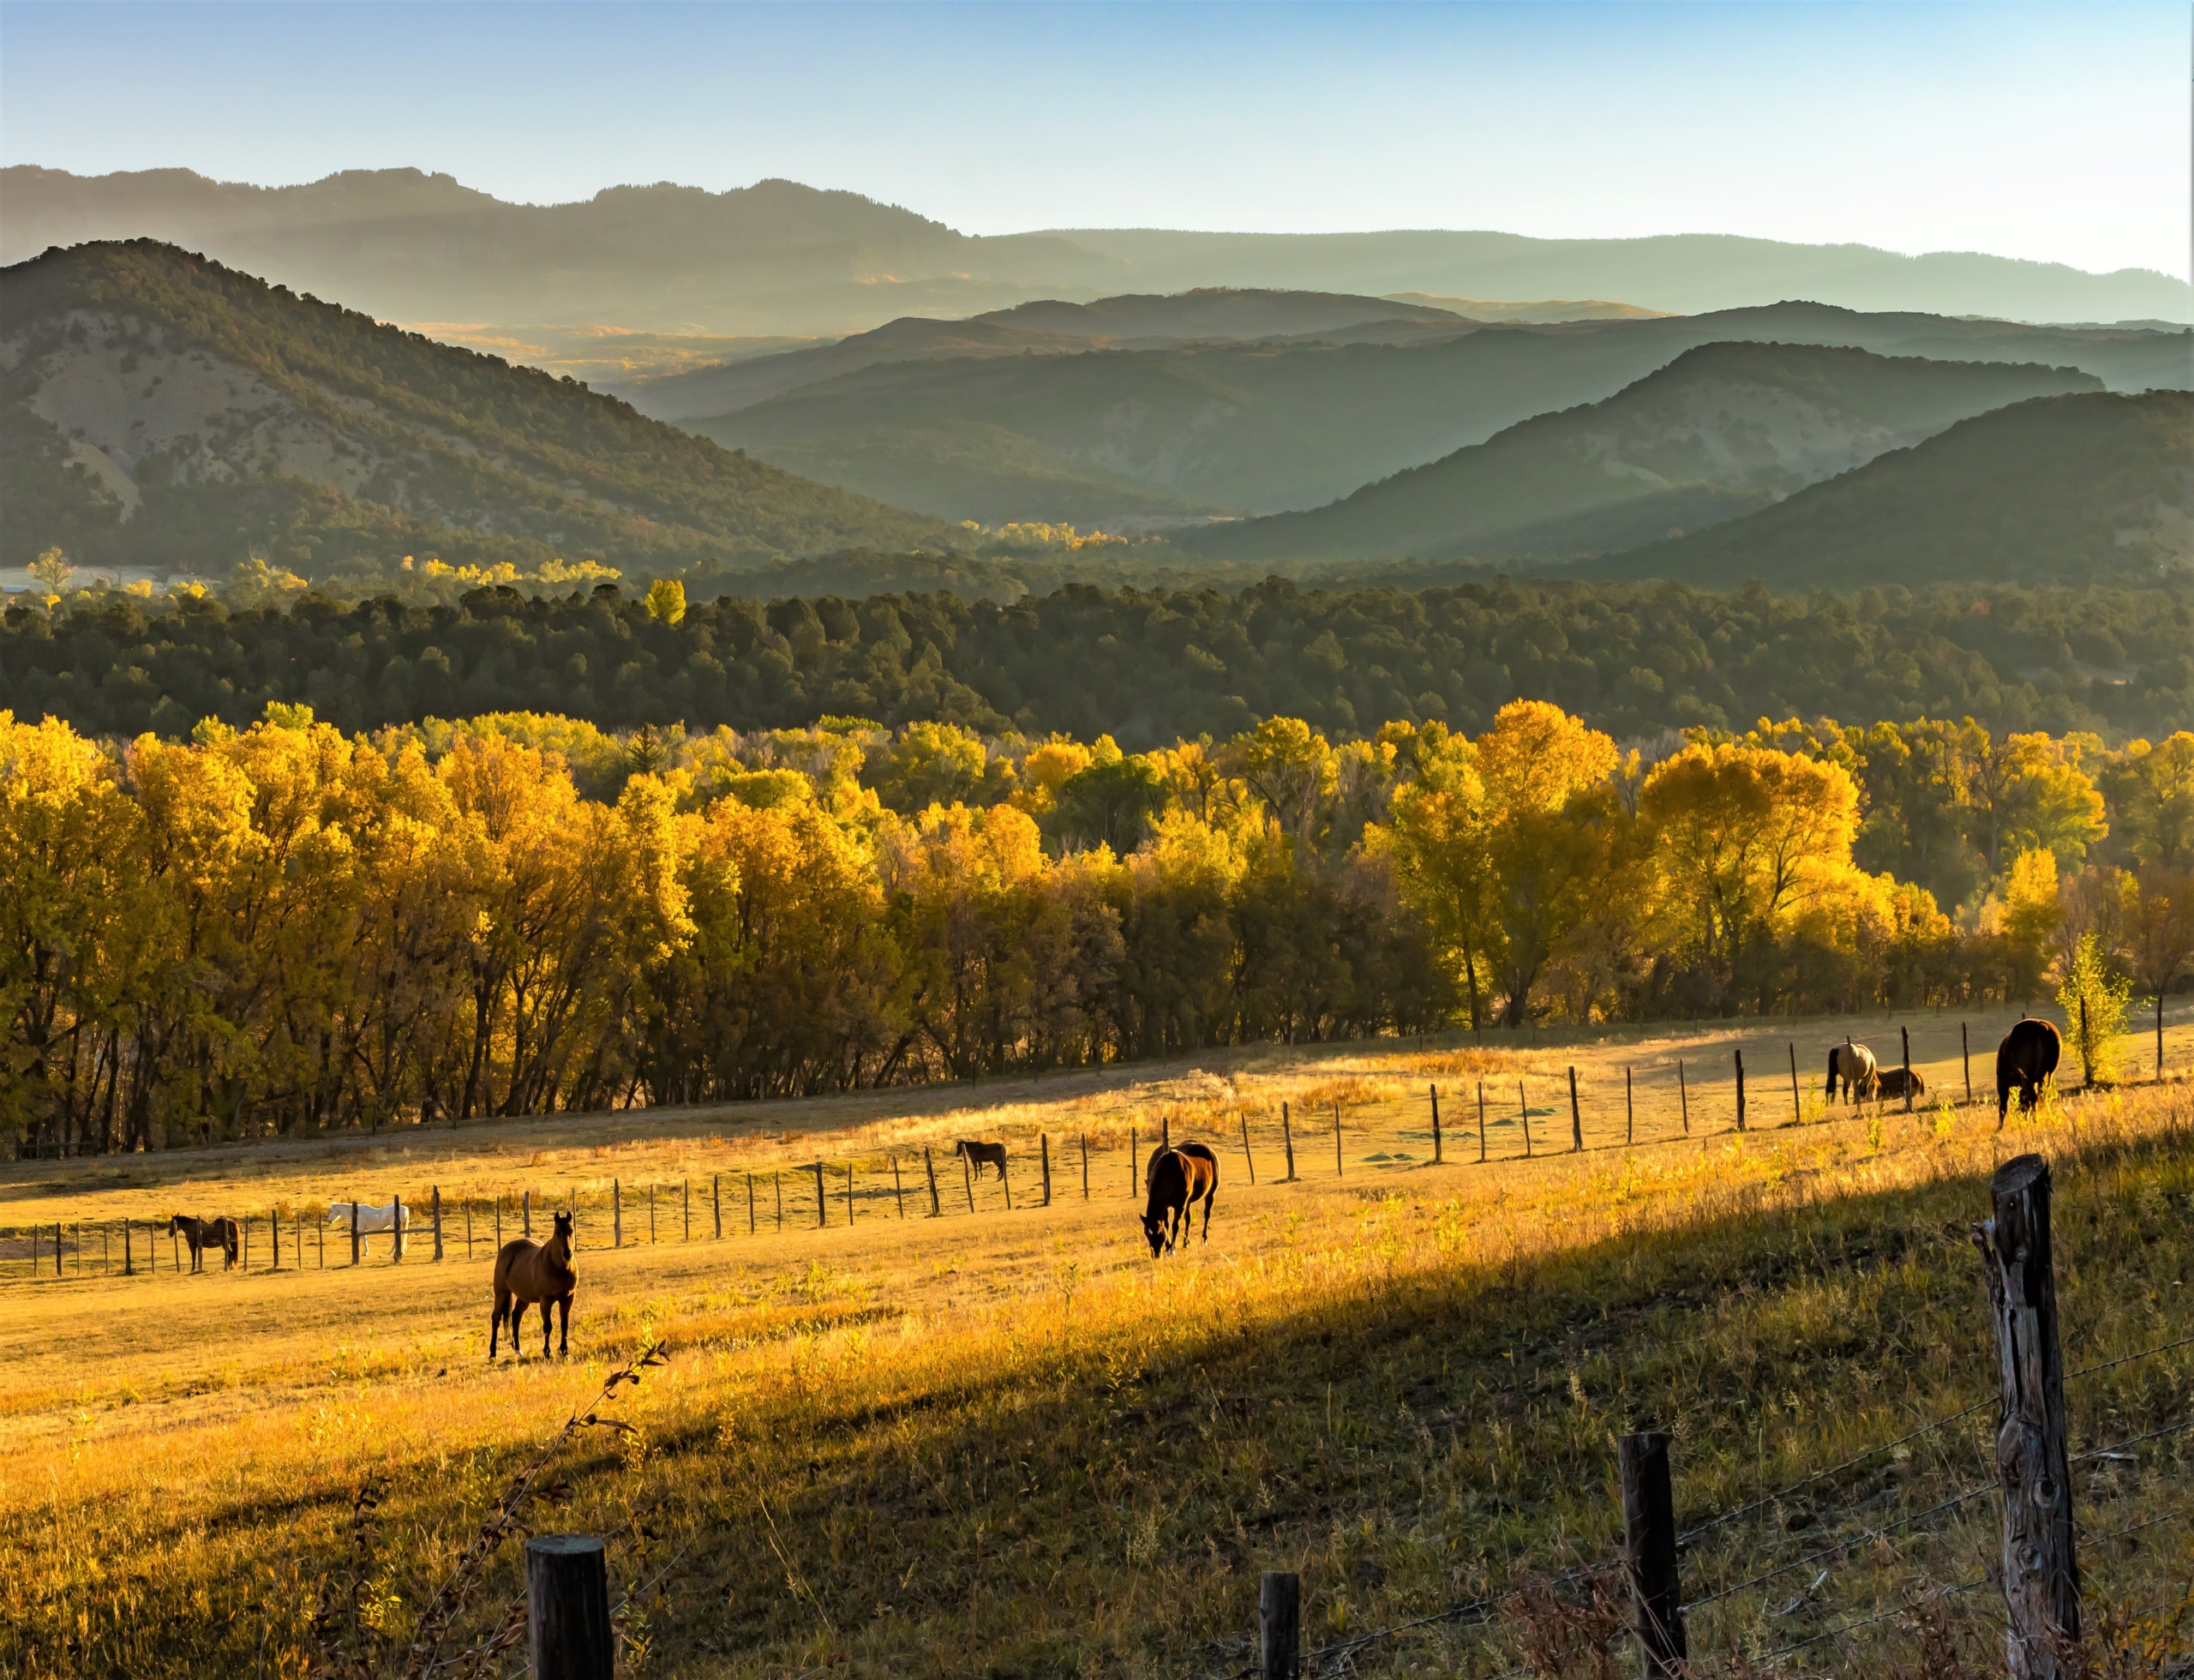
[3,1002,2191,1677]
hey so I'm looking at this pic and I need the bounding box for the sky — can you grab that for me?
[1,2,2186,277]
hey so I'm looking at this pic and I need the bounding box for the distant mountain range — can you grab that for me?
[7,167,2187,338]
[1587,390,2192,590]
[674,302,2190,525]
[1176,343,2104,563]
[0,240,953,573]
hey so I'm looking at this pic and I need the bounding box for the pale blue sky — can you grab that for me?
[2,2,2185,275]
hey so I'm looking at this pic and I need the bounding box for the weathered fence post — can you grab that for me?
[683,1179,691,1241]
[774,1173,782,1231]
[2081,994,2092,1087]
[524,1190,532,1239]
[614,1180,622,1249]
[713,1174,722,1240]
[1430,1083,1442,1165]
[1734,1049,1747,1131]
[1280,1106,1296,1181]
[747,1173,757,1235]
[1618,1431,1688,1678]
[242,1215,250,1272]
[1040,1135,1052,1207]
[1476,1081,1487,1162]
[1001,1155,1013,1211]
[351,1197,360,1266]
[1973,1154,2080,1678]
[845,1165,855,1224]
[648,1184,656,1244]
[495,1196,502,1251]
[1520,1081,1532,1157]
[892,1156,905,1218]
[1964,1020,1974,1103]
[392,1193,403,1263]
[1082,1133,1090,1198]
[962,1149,975,1213]
[267,1209,279,1271]
[432,1186,443,1262]
[1788,1041,1801,1124]
[1241,1113,1258,1182]
[1162,1113,1172,1150]
[1625,1066,1634,1145]
[1130,1126,1138,1193]
[813,1161,827,1228]
[123,1218,134,1277]
[924,1148,941,1217]
[2156,988,2167,1080]
[1568,1066,1583,1152]
[1902,1025,1915,1113]
[1258,1569,1301,1680]
[465,1200,473,1260]
[525,1534,614,1680]
[1678,1058,1690,1133]
[1332,1102,1344,1175]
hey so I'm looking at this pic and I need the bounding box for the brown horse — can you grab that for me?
[1142,1143,1219,1257]
[955,1139,1009,1182]
[491,1209,576,1359]
[169,1214,238,1272]
[1998,1018,2062,1120]
[1875,1066,1926,1103]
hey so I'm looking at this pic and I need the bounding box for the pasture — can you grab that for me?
[3,1002,2192,1677]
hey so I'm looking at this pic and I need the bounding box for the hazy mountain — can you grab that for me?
[1584,390,2193,590]
[1175,344,2104,563]
[686,303,2187,526]
[1383,293,1668,322]
[0,241,955,573]
[8,167,2186,339]
[613,288,1470,422]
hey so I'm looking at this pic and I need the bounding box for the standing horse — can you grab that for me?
[1825,1041,1879,1103]
[491,1209,577,1359]
[326,1200,409,1260]
[955,1139,1009,1182]
[168,1214,238,1272]
[1141,1143,1219,1257]
[1997,1018,2062,1119]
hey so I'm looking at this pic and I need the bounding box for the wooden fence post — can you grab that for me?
[1963,1021,1974,1103]
[684,1179,691,1241]
[892,1156,906,1218]
[1430,1083,1442,1165]
[171,1222,181,1274]
[1476,1081,1487,1162]
[774,1174,782,1231]
[1734,1049,1747,1131]
[1259,1569,1301,1680]
[747,1173,757,1235]
[924,1149,941,1217]
[1619,1431,1688,1678]
[962,1149,975,1214]
[432,1186,443,1262]
[242,1215,249,1272]
[351,1197,360,1267]
[1333,1102,1343,1176]
[2081,994,2092,1087]
[465,1200,473,1260]
[1001,1155,1012,1211]
[524,1190,532,1239]
[1901,1025,1914,1113]
[813,1161,827,1228]
[1520,1081,1532,1157]
[525,1534,614,1680]
[1625,1066,1634,1146]
[1280,1107,1296,1182]
[614,1180,622,1249]
[1788,1042,1801,1124]
[1568,1066,1582,1152]
[1678,1058,1690,1133]
[648,1184,656,1244]
[1973,1154,2080,1678]
[1130,1126,1138,1194]
[392,1193,403,1263]
[713,1174,722,1240]
[1081,1133,1090,1198]
[1041,1135,1052,1207]
[495,1196,502,1251]
[1162,1113,1171,1150]
[123,1218,134,1277]
[2156,989,2167,1081]
[1241,1113,1257,1183]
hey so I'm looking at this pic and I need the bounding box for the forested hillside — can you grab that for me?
[1177,343,2101,562]
[1593,388,2194,589]
[8,573,2190,750]
[0,240,956,572]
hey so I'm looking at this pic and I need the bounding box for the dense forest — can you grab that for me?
[7,573,2191,751]
[7,693,2189,1152]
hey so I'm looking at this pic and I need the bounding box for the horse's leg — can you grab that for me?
[511,1300,530,1359]
[556,1294,570,1358]
[1201,1186,1214,1244]
[490,1288,507,1359]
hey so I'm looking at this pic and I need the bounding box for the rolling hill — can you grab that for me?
[7,167,2187,339]
[1584,389,2194,590]
[0,240,956,574]
[686,304,2184,526]
[1174,343,2105,563]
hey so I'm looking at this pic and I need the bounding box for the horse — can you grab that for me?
[491,1209,577,1360]
[326,1200,410,1261]
[1997,1018,2062,1120]
[1874,1066,1926,1103]
[168,1214,238,1273]
[955,1139,1009,1182]
[1825,1041,1879,1103]
[1141,1142,1219,1257]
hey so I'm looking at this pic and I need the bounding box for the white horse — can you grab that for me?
[327,1200,410,1259]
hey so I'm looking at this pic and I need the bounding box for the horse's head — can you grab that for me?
[551,1210,574,1250]
[1141,1210,1169,1257]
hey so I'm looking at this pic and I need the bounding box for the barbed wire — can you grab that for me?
[2067,1332,2194,1383]
[1682,1479,1999,1614]
[2072,1417,2194,1466]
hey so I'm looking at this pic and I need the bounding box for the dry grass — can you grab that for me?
[3,1006,2191,1678]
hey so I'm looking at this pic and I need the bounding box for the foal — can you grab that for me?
[490,1209,577,1359]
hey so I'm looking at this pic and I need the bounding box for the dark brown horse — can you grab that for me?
[955,1139,1009,1182]
[491,1209,576,1359]
[1998,1018,2063,1119]
[1142,1143,1219,1257]
[169,1214,238,1272]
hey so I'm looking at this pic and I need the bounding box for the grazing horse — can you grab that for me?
[1874,1066,1926,1103]
[1997,1018,2063,1120]
[954,1139,1009,1182]
[1825,1041,1879,1103]
[1141,1142,1219,1257]
[326,1200,409,1261]
[168,1214,238,1272]
[491,1209,576,1360]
